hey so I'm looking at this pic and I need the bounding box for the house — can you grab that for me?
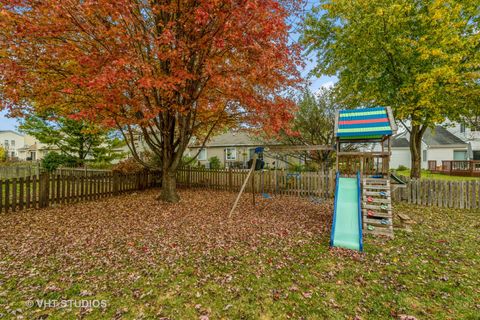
[443,121,480,160]
[17,141,54,161]
[0,130,26,159]
[187,131,298,169]
[384,126,469,169]
[0,130,56,161]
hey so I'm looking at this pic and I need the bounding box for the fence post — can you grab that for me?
[228,167,233,191]
[39,172,50,208]
[113,172,119,195]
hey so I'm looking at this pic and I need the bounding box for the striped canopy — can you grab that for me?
[335,107,393,140]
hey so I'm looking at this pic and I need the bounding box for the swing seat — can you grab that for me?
[262,193,271,199]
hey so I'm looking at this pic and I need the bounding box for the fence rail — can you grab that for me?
[0,163,41,179]
[176,167,336,198]
[392,177,480,209]
[0,171,157,214]
[55,167,113,177]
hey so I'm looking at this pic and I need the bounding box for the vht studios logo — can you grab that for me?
[25,299,108,309]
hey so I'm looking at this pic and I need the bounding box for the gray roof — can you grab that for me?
[423,126,466,146]
[390,136,410,148]
[190,131,260,148]
[0,130,23,136]
[389,126,467,148]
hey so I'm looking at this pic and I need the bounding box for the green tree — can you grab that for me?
[41,152,76,172]
[275,88,339,170]
[302,0,479,178]
[20,114,125,166]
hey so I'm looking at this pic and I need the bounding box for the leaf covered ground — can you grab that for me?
[0,189,479,319]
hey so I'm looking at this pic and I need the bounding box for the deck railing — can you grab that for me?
[428,160,480,177]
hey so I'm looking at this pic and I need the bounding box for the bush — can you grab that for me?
[397,165,408,171]
[208,156,222,169]
[41,152,77,172]
[0,146,6,162]
[112,158,145,174]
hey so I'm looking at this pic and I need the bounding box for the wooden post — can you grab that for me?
[252,169,255,206]
[229,154,257,218]
[39,172,50,208]
[228,167,233,191]
[5,179,9,213]
[113,172,119,195]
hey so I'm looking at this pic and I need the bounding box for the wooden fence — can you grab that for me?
[176,168,479,209]
[392,177,480,209]
[55,167,113,177]
[176,167,336,198]
[1,166,478,214]
[0,171,157,214]
[0,163,41,179]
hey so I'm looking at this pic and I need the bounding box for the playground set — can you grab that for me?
[229,106,403,252]
[330,106,402,251]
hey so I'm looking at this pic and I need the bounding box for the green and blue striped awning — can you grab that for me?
[336,107,393,140]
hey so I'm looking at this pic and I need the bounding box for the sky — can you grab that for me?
[0,3,337,132]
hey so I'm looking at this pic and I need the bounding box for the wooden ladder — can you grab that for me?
[362,178,394,238]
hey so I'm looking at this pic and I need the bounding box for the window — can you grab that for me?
[10,140,15,147]
[225,148,236,161]
[422,150,427,162]
[473,151,480,161]
[453,150,467,160]
[197,148,207,161]
[4,140,9,147]
[460,124,466,133]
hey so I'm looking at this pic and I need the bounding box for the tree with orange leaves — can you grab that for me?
[0,0,302,202]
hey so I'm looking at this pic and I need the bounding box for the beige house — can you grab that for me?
[187,131,299,169]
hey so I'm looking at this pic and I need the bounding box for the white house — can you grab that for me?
[385,126,469,169]
[443,121,480,160]
[0,130,26,159]
[0,130,55,161]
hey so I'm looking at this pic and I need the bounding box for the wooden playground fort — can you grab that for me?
[331,106,400,251]
[228,106,401,251]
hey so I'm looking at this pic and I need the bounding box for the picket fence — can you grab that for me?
[391,177,480,210]
[176,167,336,198]
[0,171,157,214]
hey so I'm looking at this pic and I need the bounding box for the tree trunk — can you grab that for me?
[159,169,179,202]
[410,125,424,179]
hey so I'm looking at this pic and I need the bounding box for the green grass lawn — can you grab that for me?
[0,190,478,319]
[396,169,480,181]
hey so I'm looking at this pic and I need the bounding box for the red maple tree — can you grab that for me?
[0,0,302,202]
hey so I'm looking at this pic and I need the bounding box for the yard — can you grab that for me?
[0,189,479,319]
[396,169,480,181]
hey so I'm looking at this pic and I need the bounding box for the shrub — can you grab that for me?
[112,157,145,174]
[0,146,6,162]
[42,152,77,172]
[397,165,408,171]
[208,156,221,169]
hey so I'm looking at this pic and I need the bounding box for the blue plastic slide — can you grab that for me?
[330,172,363,251]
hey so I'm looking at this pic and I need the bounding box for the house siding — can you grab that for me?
[0,131,25,159]
[187,146,292,169]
